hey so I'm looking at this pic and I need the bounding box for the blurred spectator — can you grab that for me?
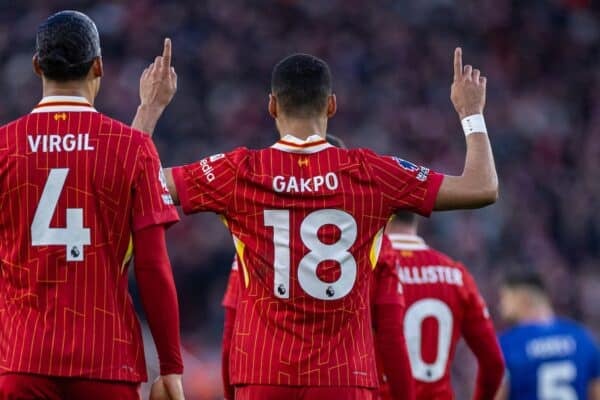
[2,1,599,398]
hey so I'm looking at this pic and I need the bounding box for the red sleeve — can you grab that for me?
[373,303,415,400]
[222,257,241,308]
[460,267,504,400]
[132,137,180,231]
[133,225,183,375]
[360,149,443,217]
[171,149,246,215]
[222,307,236,400]
[372,236,404,306]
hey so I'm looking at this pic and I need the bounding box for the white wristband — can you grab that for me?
[461,114,487,136]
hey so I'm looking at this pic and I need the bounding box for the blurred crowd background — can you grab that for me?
[1,0,599,398]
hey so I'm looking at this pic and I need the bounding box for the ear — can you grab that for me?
[326,94,337,118]
[32,54,42,77]
[91,57,103,78]
[268,94,278,119]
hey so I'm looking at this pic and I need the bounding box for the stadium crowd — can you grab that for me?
[0,0,598,398]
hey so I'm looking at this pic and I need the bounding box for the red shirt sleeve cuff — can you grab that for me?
[417,172,444,217]
[132,209,179,232]
[172,166,194,215]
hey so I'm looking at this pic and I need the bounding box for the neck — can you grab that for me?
[386,222,418,236]
[519,304,554,324]
[42,79,95,105]
[277,115,327,141]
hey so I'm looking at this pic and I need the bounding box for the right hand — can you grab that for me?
[149,374,185,400]
[450,47,487,119]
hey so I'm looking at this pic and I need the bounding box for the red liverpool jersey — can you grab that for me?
[0,96,179,382]
[172,134,443,387]
[385,233,496,399]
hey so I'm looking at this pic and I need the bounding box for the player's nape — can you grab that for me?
[35,10,101,82]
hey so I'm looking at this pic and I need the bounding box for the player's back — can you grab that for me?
[389,233,487,399]
[0,97,164,381]
[500,318,600,400]
[172,135,442,388]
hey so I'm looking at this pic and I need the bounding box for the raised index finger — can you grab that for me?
[162,38,172,68]
[453,47,462,81]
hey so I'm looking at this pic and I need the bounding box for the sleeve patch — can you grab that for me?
[392,157,419,172]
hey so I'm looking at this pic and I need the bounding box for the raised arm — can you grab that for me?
[435,48,498,210]
[132,38,177,137]
[131,39,180,203]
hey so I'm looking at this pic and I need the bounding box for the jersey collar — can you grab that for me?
[388,234,429,251]
[31,96,98,114]
[271,134,332,154]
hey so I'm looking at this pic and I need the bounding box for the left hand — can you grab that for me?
[149,375,185,400]
[140,38,178,109]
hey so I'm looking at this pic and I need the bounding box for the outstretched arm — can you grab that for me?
[435,48,498,210]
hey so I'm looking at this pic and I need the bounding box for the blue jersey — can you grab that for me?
[500,318,600,400]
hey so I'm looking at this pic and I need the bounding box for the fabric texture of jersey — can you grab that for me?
[500,318,600,400]
[0,96,179,382]
[384,233,497,399]
[172,135,443,388]
[222,257,240,309]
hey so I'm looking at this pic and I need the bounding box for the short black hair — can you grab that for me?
[36,10,101,82]
[326,134,347,149]
[502,269,547,293]
[271,53,332,117]
[394,211,417,225]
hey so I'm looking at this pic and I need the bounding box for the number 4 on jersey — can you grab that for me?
[31,168,91,261]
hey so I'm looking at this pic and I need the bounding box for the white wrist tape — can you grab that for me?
[461,114,487,136]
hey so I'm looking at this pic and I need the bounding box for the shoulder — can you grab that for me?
[427,247,460,267]
[210,147,252,170]
[349,148,388,163]
[97,114,148,142]
[554,318,586,334]
[0,116,24,131]
[93,114,153,157]
[499,325,528,347]
[0,114,31,135]
[558,318,597,344]
[0,117,23,148]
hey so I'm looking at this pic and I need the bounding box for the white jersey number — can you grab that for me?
[31,168,91,261]
[538,361,577,400]
[264,209,357,300]
[404,298,453,382]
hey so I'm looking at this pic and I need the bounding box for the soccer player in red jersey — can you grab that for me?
[219,135,415,400]
[376,212,504,400]
[134,44,498,399]
[0,11,184,400]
